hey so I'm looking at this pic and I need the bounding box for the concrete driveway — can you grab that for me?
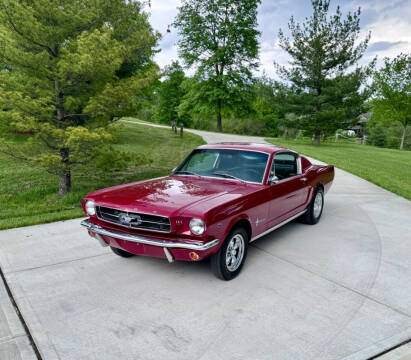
[0,124,410,360]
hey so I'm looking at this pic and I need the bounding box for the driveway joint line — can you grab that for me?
[3,252,110,275]
[250,244,411,319]
[0,333,27,345]
[369,338,411,359]
[0,264,42,360]
[338,328,411,359]
[312,202,384,359]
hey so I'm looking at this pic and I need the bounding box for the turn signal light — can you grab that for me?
[189,252,200,261]
[88,230,95,237]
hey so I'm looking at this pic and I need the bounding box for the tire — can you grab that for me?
[110,246,135,258]
[300,187,324,225]
[210,227,249,281]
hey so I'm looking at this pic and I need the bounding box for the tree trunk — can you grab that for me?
[313,130,321,145]
[55,80,65,122]
[55,79,71,196]
[58,147,71,196]
[400,124,407,150]
[59,169,71,196]
[216,98,222,132]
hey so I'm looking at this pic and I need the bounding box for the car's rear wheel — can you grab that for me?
[211,227,249,280]
[110,246,135,258]
[301,187,324,225]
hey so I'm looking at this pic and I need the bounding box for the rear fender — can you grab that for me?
[317,165,334,194]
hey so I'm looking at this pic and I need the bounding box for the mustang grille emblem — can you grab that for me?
[119,213,142,226]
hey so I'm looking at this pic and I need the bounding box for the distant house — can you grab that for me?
[349,112,372,136]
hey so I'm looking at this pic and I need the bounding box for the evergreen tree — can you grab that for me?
[174,0,260,132]
[368,125,386,148]
[276,0,374,144]
[0,0,159,195]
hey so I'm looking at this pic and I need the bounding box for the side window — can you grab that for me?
[273,153,298,180]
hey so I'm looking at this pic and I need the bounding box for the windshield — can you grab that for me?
[174,149,269,183]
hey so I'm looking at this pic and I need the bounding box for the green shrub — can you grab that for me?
[368,125,387,147]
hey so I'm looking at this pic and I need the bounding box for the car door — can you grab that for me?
[266,152,309,227]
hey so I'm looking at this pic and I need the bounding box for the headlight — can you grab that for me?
[85,200,96,216]
[189,218,205,235]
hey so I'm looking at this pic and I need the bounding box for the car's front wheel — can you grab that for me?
[110,246,135,258]
[211,227,249,280]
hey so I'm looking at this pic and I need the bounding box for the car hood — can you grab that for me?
[87,176,247,218]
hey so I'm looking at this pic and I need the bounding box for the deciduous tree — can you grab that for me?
[154,61,191,126]
[249,76,287,137]
[371,53,411,150]
[174,0,260,132]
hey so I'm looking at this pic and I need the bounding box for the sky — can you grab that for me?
[147,0,411,77]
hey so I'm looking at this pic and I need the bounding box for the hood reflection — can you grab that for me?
[94,176,246,216]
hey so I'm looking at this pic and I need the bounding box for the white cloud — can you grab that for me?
[258,41,290,78]
[148,0,181,70]
[360,2,411,66]
[149,0,411,76]
[366,19,411,46]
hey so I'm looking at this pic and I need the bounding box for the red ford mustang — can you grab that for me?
[81,143,334,280]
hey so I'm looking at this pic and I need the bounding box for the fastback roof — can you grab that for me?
[197,142,287,155]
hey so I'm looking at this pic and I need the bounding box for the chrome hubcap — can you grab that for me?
[313,191,323,219]
[225,234,245,272]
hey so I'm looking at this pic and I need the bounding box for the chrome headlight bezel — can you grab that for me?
[85,200,96,216]
[189,218,205,235]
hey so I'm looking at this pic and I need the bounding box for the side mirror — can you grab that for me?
[268,172,279,185]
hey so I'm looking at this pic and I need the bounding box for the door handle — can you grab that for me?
[300,177,307,182]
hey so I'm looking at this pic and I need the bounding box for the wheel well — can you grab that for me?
[231,219,252,241]
[309,184,324,204]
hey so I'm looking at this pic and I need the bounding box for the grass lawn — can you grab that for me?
[266,138,411,201]
[0,121,205,230]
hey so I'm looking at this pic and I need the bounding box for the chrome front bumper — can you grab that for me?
[81,219,219,253]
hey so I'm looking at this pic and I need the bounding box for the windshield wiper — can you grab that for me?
[212,172,245,183]
[173,170,201,177]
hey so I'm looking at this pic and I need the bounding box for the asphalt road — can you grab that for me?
[1,123,410,360]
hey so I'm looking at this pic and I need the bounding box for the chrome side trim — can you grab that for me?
[297,156,302,175]
[81,220,219,251]
[250,210,307,242]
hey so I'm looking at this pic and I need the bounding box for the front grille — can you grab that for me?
[96,206,171,232]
